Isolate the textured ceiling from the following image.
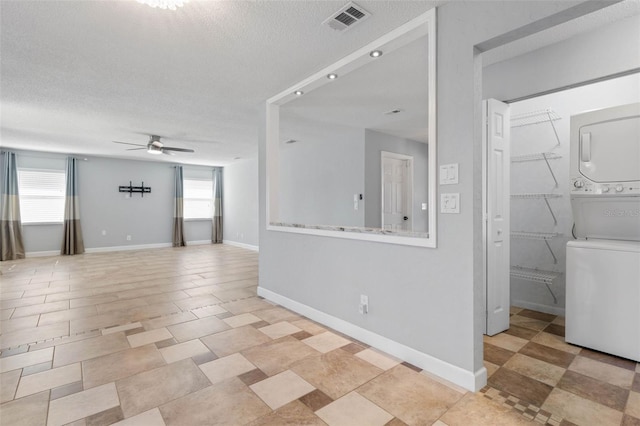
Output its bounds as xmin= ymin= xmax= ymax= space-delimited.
xmin=0 ymin=1 xmax=437 ymax=166
xmin=1 ymin=1 xmax=637 ymax=166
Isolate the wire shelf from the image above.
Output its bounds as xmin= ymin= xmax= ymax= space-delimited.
xmin=511 ymin=193 xmax=562 ymax=199
xmin=511 ymin=152 xmax=562 ymax=163
xmin=511 ymin=231 xmax=560 ymax=240
xmin=510 ymin=266 xmax=560 ymax=284
xmin=511 ymin=109 xmax=561 ymax=128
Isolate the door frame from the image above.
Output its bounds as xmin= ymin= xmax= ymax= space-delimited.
xmin=381 ymin=151 xmax=414 ymax=232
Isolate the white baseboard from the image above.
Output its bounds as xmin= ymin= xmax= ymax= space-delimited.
xmin=85 ymin=243 xmax=173 ymax=253
xmin=223 ymin=240 xmax=259 ymax=252
xmin=257 ymin=286 xmax=485 ymax=392
xmin=25 ymin=250 xmax=60 ymax=258
xmin=187 ymin=240 xmax=212 ymax=246
xmin=512 ymin=299 xmax=565 ymax=316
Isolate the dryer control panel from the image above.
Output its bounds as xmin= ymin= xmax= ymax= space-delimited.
xmin=571 ymin=178 xmax=640 ymax=196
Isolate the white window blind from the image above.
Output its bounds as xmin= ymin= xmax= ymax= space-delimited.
xmin=183 ymin=179 xmax=213 ymax=219
xmin=17 ymin=169 xmax=66 ymax=224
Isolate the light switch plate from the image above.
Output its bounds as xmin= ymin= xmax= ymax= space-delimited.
xmin=439 ymin=164 xmax=459 ymax=185
xmin=441 ymin=193 xmax=460 ymax=214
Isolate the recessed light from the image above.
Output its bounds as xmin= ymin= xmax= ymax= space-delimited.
xmin=294 ymin=90 xmax=304 ymax=96
xmin=327 ymin=73 xmax=338 ymax=80
xmin=370 ymin=50 xmax=383 ymax=58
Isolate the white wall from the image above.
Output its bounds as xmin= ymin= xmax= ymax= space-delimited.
xmin=260 ymin=1 xmax=590 ymax=391
xmin=484 ymin=14 xmax=640 ymax=101
xmin=10 ymin=150 xmax=217 ymax=254
xmin=278 ymin=117 xmax=365 ymax=227
xmin=223 ymin=157 xmax=259 ymax=249
xmin=509 ymin=74 xmax=640 ymax=315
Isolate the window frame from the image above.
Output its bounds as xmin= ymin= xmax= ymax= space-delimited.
xmin=17 ymin=167 xmax=67 ymax=225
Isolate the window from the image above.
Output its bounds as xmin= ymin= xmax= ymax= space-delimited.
xmin=17 ymin=169 xmax=66 ymax=224
xmin=183 ymin=179 xmax=213 ymax=219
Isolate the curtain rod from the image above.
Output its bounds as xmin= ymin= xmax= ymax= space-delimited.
xmin=1 ymin=151 xmax=89 ymax=161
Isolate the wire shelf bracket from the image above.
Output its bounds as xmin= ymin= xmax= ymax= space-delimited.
xmin=511 ymin=109 xmax=562 ymax=147
xmin=511 ymin=193 xmax=562 ymax=225
xmin=511 ymin=232 xmax=561 ymax=264
xmin=511 ymin=152 xmax=561 ymax=187
xmin=510 ymin=266 xmax=560 ymax=303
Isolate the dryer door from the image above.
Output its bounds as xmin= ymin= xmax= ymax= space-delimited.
xmin=579 ymin=115 xmax=640 ymax=183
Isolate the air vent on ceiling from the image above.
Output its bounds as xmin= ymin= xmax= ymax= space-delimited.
xmin=323 ymin=2 xmax=370 ymax=32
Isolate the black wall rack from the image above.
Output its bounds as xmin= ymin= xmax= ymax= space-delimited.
xmin=119 ymin=181 xmax=151 ymax=197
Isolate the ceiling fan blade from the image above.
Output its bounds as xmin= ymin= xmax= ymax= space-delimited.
xmin=113 ymin=140 xmax=146 ymax=147
xmin=126 ymin=148 xmax=146 ymax=151
xmin=163 ymin=147 xmax=195 ymax=153
xmin=162 ymin=150 xmax=174 ymax=155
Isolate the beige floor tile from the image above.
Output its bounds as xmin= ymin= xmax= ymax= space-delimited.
xmin=102 ymin=322 xmax=143 ymax=335
xmin=70 ymin=295 xmax=119 ymax=309
xmin=10 ymin=301 xmax=72 ymax=318
xmin=211 ymin=287 xmax=257 ymax=302
xmin=53 ymin=332 xmax=130 ymax=368
xmin=159 ymin=339 xmax=210 ymax=364
xmin=354 ymin=348 xmax=401 ymax=371
xmin=253 ymin=307 xmax=300 ymax=324
xmin=112 ymin=408 xmax=166 ymax=426
xmin=0 ymin=321 xmax=69 ymax=348
xmin=82 ymin=344 xmax=166 ymax=389
xmin=191 ymin=304 xmax=228 ymax=319
xmin=159 ymin=377 xmax=271 ymax=425
xmin=439 ymin=392 xmax=531 ymax=425
xmin=38 ymin=306 xmax=98 ymax=326
xmin=0 ymin=290 xmax=24 ymax=300
xmin=247 ymin=400 xmax=326 ymax=426
xmin=0 ymin=347 xmax=54 ymax=373
xmin=509 ymin=315 xmax=550 ymax=331
xmin=143 ymin=290 xmax=190 ymax=306
xmin=503 ymin=353 xmax=566 ymax=387
xmin=0 ymin=295 xmax=46 ymax=310
xmin=316 ymin=391 xmax=393 ymax=426
xmin=48 ymin=382 xmax=120 ymax=426
xmin=250 ymin=369 xmax=315 ymax=410
xmin=223 ymin=313 xmax=262 ymax=328
xmin=483 ymin=333 xmax=528 ymax=352
xmin=627 ymin=391 xmax=640 ymax=418
xmin=291 ymin=319 xmax=327 ymax=336
xmin=16 ymin=362 xmax=82 ymax=398
xmin=117 ymin=358 xmax=210 ymax=418
xmin=302 ymin=331 xmax=350 ymax=354
xmin=0 ymin=390 xmax=50 ymax=426
xmin=569 ymin=355 xmax=635 ymax=388
xmin=201 ymin=325 xmax=272 ymax=357
xmin=0 ymin=314 xmax=39 ymax=333
xmin=0 ymin=308 xmax=14 ymax=320
xmin=259 ymin=321 xmax=302 ymax=339
xmin=291 ymin=348 xmax=382 ymax=400
xmin=0 ymin=368 xmax=21 ymax=402
xmin=69 ymin=311 xmax=129 ymax=334
xmin=243 ymin=336 xmax=320 ymax=376
xmin=542 ymin=388 xmax=624 ymax=426
xmin=531 ymin=331 xmax=581 ymax=355
xmin=221 ymin=297 xmax=274 ymax=315
xmin=484 ymin=361 xmax=500 ymax=378
xmin=167 ymin=316 xmax=230 ymax=342
xmin=96 ymin=298 xmax=148 ymax=314
xmin=141 ymin=311 xmax=197 ymax=330
xmin=174 ymin=295 xmax=223 ymax=311
xmin=127 ymin=327 xmax=173 ymax=348
xmin=199 ymin=352 xmax=257 ymax=384
xmin=358 ymin=365 xmax=463 ymax=425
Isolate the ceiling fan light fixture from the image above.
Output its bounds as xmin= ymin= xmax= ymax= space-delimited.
xmin=147 ymin=145 xmax=163 ymax=154
xmin=136 ymin=0 xmax=187 ymax=10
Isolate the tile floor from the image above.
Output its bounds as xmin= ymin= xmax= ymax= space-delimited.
xmin=484 ymin=307 xmax=640 ymax=426
xmin=0 ymin=244 xmax=637 ymax=425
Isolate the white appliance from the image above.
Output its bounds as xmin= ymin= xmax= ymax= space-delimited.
xmin=566 ymin=102 xmax=640 ymax=362
xmin=566 ymin=240 xmax=640 ymax=362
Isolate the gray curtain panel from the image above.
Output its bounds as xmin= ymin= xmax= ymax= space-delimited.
xmin=173 ymin=165 xmax=186 ymax=247
xmin=61 ymin=157 xmax=85 ymax=255
xmin=1 ymin=151 xmax=26 ymax=260
xmin=212 ymin=167 xmax=223 ymax=244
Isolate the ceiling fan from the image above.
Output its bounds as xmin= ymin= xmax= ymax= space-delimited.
xmin=113 ymin=135 xmax=195 ymax=155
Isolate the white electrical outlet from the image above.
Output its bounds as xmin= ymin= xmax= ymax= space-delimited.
xmin=441 ymin=193 xmax=460 ymax=214
xmin=359 ymin=294 xmax=369 ymax=314
xmin=126 ymin=235 xmax=132 ymax=241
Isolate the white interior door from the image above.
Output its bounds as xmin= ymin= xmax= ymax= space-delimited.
xmin=382 ymin=152 xmax=412 ymax=231
xmin=484 ymin=99 xmax=511 ymax=336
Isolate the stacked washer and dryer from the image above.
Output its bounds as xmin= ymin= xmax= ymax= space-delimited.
xmin=566 ymin=102 xmax=640 ymax=362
